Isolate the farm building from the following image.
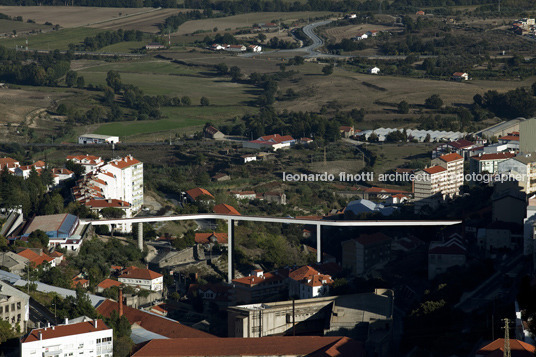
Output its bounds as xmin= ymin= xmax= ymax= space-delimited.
xmin=248 ymin=45 xmax=262 ymax=52
xmin=451 ymin=72 xmax=469 ymax=81
xmin=357 ymin=128 xmax=466 ymax=142
xmin=369 ymin=67 xmax=380 ymax=74
xmin=145 ymin=43 xmax=165 ymax=50
xmin=78 ymin=134 xmax=120 ymax=145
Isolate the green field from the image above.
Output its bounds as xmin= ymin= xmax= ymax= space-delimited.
xmin=77 ymin=59 xmax=257 ymax=106
xmin=96 ymin=40 xmax=146 ymax=53
xmin=0 ymin=27 xmax=103 ymax=50
xmin=94 ymin=105 xmax=251 ymax=138
xmin=0 ymin=19 xmax=51 ymax=34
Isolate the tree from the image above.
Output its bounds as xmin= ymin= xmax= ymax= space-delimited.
xmin=56 ymin=103 xmax=68 ymax=115
xmin=65 ymin=70 xmax=77 ymax=87
xmin=229 ymin=66 xmax=241 ymax=81
xmin=106 ymin=70 xmax=122 ymax=93
xmin=65 ymin=160 xmax=84 ymax=177
xmin=200 ymin=97 xmax=210 ymax=106
xmin=398 ymin=100 xmax=409 ymax=114
xmin=28 ymin=229 xmax=49 ymax=249
xmin=181 ymin=96 xmax=191 ymax=106
xmin=0 ymin=319 xmax=16 ymax=343
xmin=76 ymin=76 xmax=85 ymax=88
xmin=215 ymin=63 xmax=228 ymax=75
xmin=322 ymin=64 xmax=334 ymax=75
xmin=425 ymin=94 xmax=443 ymax=109
xmin=257 ymin=33 xmax=266 ymax=42
xmin=100 ymin=207 xmax=126 ymax=219
xmin=368 ymin=132 xmax=379 ymax=142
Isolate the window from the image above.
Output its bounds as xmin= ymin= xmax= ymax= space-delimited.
xmin=5 ymin=305 xmax=8 ymax=313
xmin=17 ymin=302 xmax=21 ymax=310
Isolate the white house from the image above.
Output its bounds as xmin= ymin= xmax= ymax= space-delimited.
xmin=242 ymin=134 xmax=295 ymax=151
xmin=241 ymin=154 xmax=257 ymax=163
xmin=51 ymin=168 xmax=74 ymax=186
xmin=354 ymin=33 xmax=368 ymax=40
xmin=210 ymin=44 xmax=225 ymax=51
xmin=20 ymin=319 xmax=113 ymax=357
xmin=118 ymin=267 xmax=163 ymax=291
xmin=248 ymin=45 xmax=262 ymax=52
xmin=66 ymin=154 xmax=104 ymax=174
xmin=101 ymin=155 xmax=144 ymax=212
xmin=14 ymin=161 xmax=46 ymax=179
xmin=78 ymin=134 xmax=120 ymax=145
xmin=451 ymin=72 xmax=469 ymax=81
xmin=369 ymin=67 xmax=380 ymax=74
xmin=288 ymin=266 xmax=333 ymax=299
xmin=230 ymin=191 xmax=257 ymax=200
xmin=226 ymin=45 xmax=246 ymax=52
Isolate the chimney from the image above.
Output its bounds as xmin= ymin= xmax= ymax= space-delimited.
xmin=119 ymin=288 xmax=123 ymax=317
xmin=38 ymin=331 xmax=42 ymax=340
xmin=52 ymin=326 xmax=55 ymax=330
xmin=94 ymin=320 xmax=98 ymax=328
xmin=47 ymin=322 xmax=50 ymax=328
xmin=64 ymin=318 xmax=68 ymax=325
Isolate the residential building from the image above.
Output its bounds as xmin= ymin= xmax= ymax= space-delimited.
xmin=431 ymin=152 xmax=464 ymax=197
xmin=184 ymin=187 xmax=215 ymax=203
xmin=213 ymin=203 xmax=240 ymax=215
xmin=226 ymin=44 xmax=246 ymax=52
xmin=242 ymin=134 xmax=295 ymax=151
xmin=476 ymin=338 xmax=535 ymax=357
xmin=498 ymin=153 xmax=536 ymax=194
xmin=14 ymin=160 xmax=46 ymax=179
xmin=232 ymin=269 xmax=287 ymax=304
xmin=433 ymin=139 xmax=477 ymax=159
xmin=84 ymin=198 xmax=133 ymax=233
xmin=451 ymin=72 xmax=469 ymax=81
xmin=339 ymin=126 xmax=355 ymax=138
xmin=101 ymin=155 xmax=144 ymax=212
xmin=66 ymin=154 xmax=104 ymax=174
xmin=470 ymin=152 xmax=516 ymax=175
xmin=413 ymin=166 xmax=448 ymax=211
xmin=369 ymin=66 xmax=380 ymax=74
xmin=288 ymin=266 xmax=333 ymax=299
xmin=427 ymin=236 xmax=466 ymax=279
xmin=227 ymin=291 xmax=393 ymax=356
xmin=263 ymin=192 xmax=287 ymax=205
xmin=0 ymin=251 xmax=29 ymax=274
xmin=194 ymin=232 xmax=228 ymax=245
xmin=22 ymin=213 xmax=80 ymax=249
xmin=521 ymin=118 xmax=536 ymax=153
xmin=241 ymin=154 xmax=257 ymax=163
xmin=0 ymin=157 xmax=19 ymax=172
xmin=17 ymin=249 xmax=56 ymax=269
xmin=118 ymin=266 xmax=163 ymax=291
xmin=78 ymin=134 xmax=119 ymax=145
xmin=299 ymin=137 xmax=314 ymax=145
xmin=492 ymin=182 xmax=526 ymax=224
xmin=204 ymin=125 xmax=225 ymax=139
xmin=51 ymin=168 xmax=74 ymax=186
xmin=231 ymin=191 xmax=257 ymax=200
xmin=72 ymin=276 xmax=90 ymax=289
xmin=248 ymin=44 xmax=262 ymax=52
xmin=145 ymin=42 xmax=165 ymax=50
xmin=212 ymin=173 xmax=230 ymax=182
xmin=499 ymin=132 xmax=520 ymax=145
xmin=341 ymin=233 xmax=392 ymax=276
xmin=96 ymin=279 xmax=122 ymax=293
xmin=0 ymin=280 xmax=29 ymax=332
xmin=20 ymin=319 xmax=113 ymax=357
xmin=131 ymin=336 xmax=363 ymax=357
xmin=524 ymin=194 xmax=536 ymax=257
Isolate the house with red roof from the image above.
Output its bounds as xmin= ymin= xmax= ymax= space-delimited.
xmin=118 ymin=266 xmax=163 ymax=291
xmin=451 ymin=72 xmax=469 ymax=81
xmin=185 ymin=187 xmax=215 ymax=203
xmin=20 ymin=319 xmax=113 ymax=357
xmin=0 ymin=157 xmax=19 ymax=172
xmin=230 ymin=190 xmax=257 ymax=200
xmin=14 ymin=160 xmax=46 ymax=179
xmin=499 ymin=131 xmax=520 ymax=145
xmin=96 ymin=278 xmax=122 ymax=293
xmin=428 ymin=235 xmax=466 ymax=279
xmin=339 ymin=126 xmax=355 ymax=138
xmin=242 ymin=134 xmax=295 ymax=151
xmin=17 ymin=249 xmax=56 ymax=269
xmin=433 ymin=138 xmax=477 ymax=159
xmin=213 ymin=203 xmax=240 ymax=215
xmin=71 ymin=276 xmax=89 ymax=289
xmin=66 ymin=154 xmax=104 ymax=174
xmin=470 ymin=152 xmax=516 ymax=175
xmin=194 ymin=232 xmax=228 ymax=245
xmin=232 ymin=269 xmax=287 ymax=304
xmin=476 ymin=338 xmax=535 ymax=356
xmin=51 ymin=167 xmax=74 ymax=186
xmin=341 ymin=233 xmax=392 ymax=276
xmin=288 ymin=265 xmax=333 ymax=299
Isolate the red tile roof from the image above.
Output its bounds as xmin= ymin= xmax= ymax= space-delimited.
xmin=452 ymin=72 xmax=466 ymax=77
xmin=96 ymin=299 xmax=214 ymax=338
xmin=97 ymin=278 xmax=122 ymax=289
xmin=423 ymin=166 xmax=447 ymax=175
xmin=471 ymin=152 xmax=516 ymax=161
xmin=0 ymin=157 xmax=19 ymax=170
xmin=448 ymin=139 xmax=474 ymax=149
xmin=499 ymin=135 xmax=520 ymax=141
xmin=66 ymin=154 xmax=101 ymax=163
xmin=186 ymin=188 xmax=214 ymax=200
xmin=477 ymin=338 xmax=535 ymax=356
xmin=259 ymin=134 xmax=294 ymax=144
xmin=195 ymin=232 xmax=228 ymax=244
xmin=131 ymin=336 xmax=363 ymax=356
xmin=119 ymin=268 xmax=162 ymax=280
xmin=51 ymin=168 xmax=73 ymax=175
xmin=213 ymin=204 xmax=240 ymax=215
xmin=232 ymin=272 xmax=282 ymax=287
xmin=439 ymin=152 xmax=464 ymax=162
xmin=339 ymin=126 xmax=354 ymax=132
xmin=354 ymin=233 xmax=392 ymax=246
xmin=21 ymin=320 xmax=110 ymax=343
xmin=71 ymin=277 xmax=89 ymax=288
xmin=85 ymin=199 xmax=131 ymax=209
xmin=109 ymin=155 xmax=141 ymax=169
xmin=289 ymin=266 xmax=319 ymax=281
xmin=17 ymin=249 xmax=54 ymax=267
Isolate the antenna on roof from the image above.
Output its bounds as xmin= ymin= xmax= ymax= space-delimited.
xmin=502 ymin=318 xmax=511 ymax=357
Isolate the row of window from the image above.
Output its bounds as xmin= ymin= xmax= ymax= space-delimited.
xmin=0 ymin=301 xmax=22 ymax=313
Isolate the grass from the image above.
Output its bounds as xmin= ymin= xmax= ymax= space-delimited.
xmin=96 ymin=40 xmax=146 ymax=53
xmin=94 ymin=105 xmax=252 ymax=138
xmin=78 ymin=59 xmax=200 ymax=76
xmin=0 ymin=19 xmax=50 ymax=33
xmin=0 ymin=27 xmax=103 ymax=50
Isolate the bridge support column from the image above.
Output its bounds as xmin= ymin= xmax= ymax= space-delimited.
xmin=137 ymin=222 xmax=143 ymax=251
xmin=316 ymin=224 xmax=321 ymax=263
xmin=228 ymin=219 xmax=234 ymax=283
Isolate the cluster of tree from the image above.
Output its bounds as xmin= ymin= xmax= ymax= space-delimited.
xmin=267 ymin=36 xmax=299 ymax=49
xmin=473 ymin=88 xmax=536 ymax=119
xmin=72 ymin=29 xmax=143 ymax=51
xmin=159 ymin=10 xmax=210 ymax=32
xmin=0 ymin=57 xmax=70 ymax=86
xmin=327 ymin=38 xmax=366 ymax=52
xmin=214 ymin=63 xmax=242 ymax=81
xmin=418 ymin=114 xmax=462 ymax=132
xmin=64 ymin=70 xmax=85 ymax=88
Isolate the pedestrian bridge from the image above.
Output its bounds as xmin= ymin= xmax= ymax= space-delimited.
xmin=80 ymin=214 xmax=462 ymax=282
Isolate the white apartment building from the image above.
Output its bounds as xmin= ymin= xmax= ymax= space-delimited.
xmin=498 ymin=153 xmax=536 ymax=194
xmin=431 ymin=153 xmax=464 ymax=197
xmin=413 ymin=166 xmax=448 ymax=211
xmin=288 ymin=266 xmax=333 ymax=299
xmin=101 ymin=155 xmax=144 ymax=212
xmin=118 ymin=267 xmax=163 ymax=291
xmin=20 ymin=319 xmax=113 ymax=357
xmin=0 ymin=281 xmax=29 ymax=332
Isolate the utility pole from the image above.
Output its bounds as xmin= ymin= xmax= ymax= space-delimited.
xmin=502 ymin=318 xmax=511 ymax=357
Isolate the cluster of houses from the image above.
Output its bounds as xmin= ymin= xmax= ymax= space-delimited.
xmin=0 ymin=157 xmax=74 ymax=186
xmin=252 ymin=22 xmax=279 ymax=31
xmin=352 ymin=30 xmax=379 ymax=41
xmin=210 ymin=44 xmax=262 ymax=52
xmin=242 ymin=134 xmax=313 ymax=151
xmin=513 ymin=18 xmax=536 ymax=35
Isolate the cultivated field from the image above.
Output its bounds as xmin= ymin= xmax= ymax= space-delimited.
xmin=322 ymin=23 xmax=401 ymax=42
xmin=0 ymin=27 xmax=103 ymax=50
xmin=0 ymin=19 xmax=51 ymax=36
xmin=0 ymin=6 xmax=169 ymax=28
xmin=88 ymin=8 xmax=190 ymax=33
xmin=174 ymin=11 xmax=336 ymax=35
